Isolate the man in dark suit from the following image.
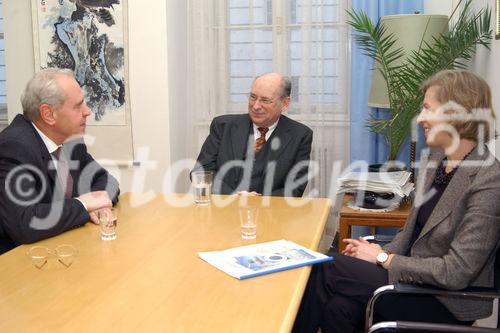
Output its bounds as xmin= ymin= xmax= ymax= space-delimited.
xmin=193 ymin=73 xmax=313 ymax=197
xmin=0 ymin=68 xmax=120 ymax=254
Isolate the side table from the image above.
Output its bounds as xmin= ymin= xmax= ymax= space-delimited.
xmin=338 ymin=195 xmax=412 ymax=252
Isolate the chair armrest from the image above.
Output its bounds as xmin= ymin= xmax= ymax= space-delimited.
xmin=392 ymin=283 xmax=500 ymax=299
xmin=368 ymin=321 xmax=500 ymax=333
xmin=365 ymin=284 xmax=500 ymax=330
xmin=363 ymin=234 xmax=395 ymax=243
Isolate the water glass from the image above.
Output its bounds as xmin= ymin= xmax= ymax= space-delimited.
xmin=192 ymin=171 xmax=213 ymax=205
xmin=98 ymin=207 xmax=118 ymax=241
xmin=239 ymin=207 xmax=258 ymax=239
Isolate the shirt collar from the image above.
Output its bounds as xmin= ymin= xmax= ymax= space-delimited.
xmin=252 ymin=118 xmax=279 ymax=135
xmin=31 ymin=122 xmax=60 ymax=154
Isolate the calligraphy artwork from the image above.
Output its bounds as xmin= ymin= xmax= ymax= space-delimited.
xmin=32 ymin=0 xmax=128 ymax=125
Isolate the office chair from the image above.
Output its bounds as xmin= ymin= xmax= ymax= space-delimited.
xmin=365 ymin=245 xmax=500 ymax=333
xmin=368 ymin=320 xmax=500 ymax=333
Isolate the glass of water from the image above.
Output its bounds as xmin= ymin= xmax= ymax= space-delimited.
xmin=98 ymin=207 xmax=118 ymax=241
xmin=239 ymin=207 xmax=259 ymax=239
xmin=192 ymin=171 xmax=213 ymax=205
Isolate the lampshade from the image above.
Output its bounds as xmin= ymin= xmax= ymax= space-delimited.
xmin=368 ymin=14 xmax=449 ymax=108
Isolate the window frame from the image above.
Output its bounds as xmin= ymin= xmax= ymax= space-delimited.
xmin=220 ymin=0 xmax=350 ymax=123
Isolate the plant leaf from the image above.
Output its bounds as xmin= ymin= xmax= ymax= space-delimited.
xmin=347 ymin=0 xmax=492 ymax=160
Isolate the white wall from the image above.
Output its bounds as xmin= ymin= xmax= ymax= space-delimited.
xmin=423 ymin=0 xmax=457 ymax=15
xmin=166 ymin=0 xmax=190 ymax=193
xmin=468 ymin=0 xmax=500 ymax=159
xmin=3 ymin=1 xmax=33 ymax=119
xmin=3 ymin=0 xmax=171 ymax=193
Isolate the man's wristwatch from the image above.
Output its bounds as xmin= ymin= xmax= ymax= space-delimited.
xmin=376 ymin=251 xmax=389 ymax=267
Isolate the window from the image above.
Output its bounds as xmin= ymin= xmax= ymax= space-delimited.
xmin=224 ymin=0 xmax=348 ymax=118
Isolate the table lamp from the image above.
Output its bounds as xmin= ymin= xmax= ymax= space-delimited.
xmin=368 ymin=14 xmax=449 ymax=183
xmin=368 ymin=14 xmax=449 ymax=108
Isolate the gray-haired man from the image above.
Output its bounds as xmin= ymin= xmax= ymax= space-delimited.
xmin=0 ymin=68 xmax=119 ymax=254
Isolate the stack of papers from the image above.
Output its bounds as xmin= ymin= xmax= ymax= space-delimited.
xmin=338 ymin=171 xmax=414 ymax=197
xmin=198 ymin=240 xmax=332 ymax=279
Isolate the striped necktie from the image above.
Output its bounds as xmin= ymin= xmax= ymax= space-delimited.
xmin=254 ymin=127 xmax=269 ymax=154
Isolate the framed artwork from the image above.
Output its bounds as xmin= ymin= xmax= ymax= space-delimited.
xmin=31 ymin=0 xmax=129 ymax=126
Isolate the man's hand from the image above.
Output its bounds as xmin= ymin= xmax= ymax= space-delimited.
xmin=77 ymin=191 xmax=112 ymax=212
xmin=236 ymin=191 xmax=262 ymax=196
xmin=88 ymin=211 xmax=99 ymax=225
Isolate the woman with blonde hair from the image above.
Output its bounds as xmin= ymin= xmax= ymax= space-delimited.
xmin=293 ymin=69 xmax=500 ymax=333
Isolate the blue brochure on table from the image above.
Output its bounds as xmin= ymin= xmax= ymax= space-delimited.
xmin=198 ymin=240 xmax=333 ymax=279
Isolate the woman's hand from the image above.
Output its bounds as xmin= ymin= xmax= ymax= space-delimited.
xmin=342 ymin=237 xmax=383 ymax=264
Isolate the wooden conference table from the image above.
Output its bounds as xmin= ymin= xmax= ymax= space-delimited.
xmin=0 ymin=193 xmax=330 ymax=333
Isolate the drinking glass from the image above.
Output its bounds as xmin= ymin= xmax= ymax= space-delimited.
xmin=239 ymin=207 xmax=259 ymax=239
xmin=98 ymin=207 xmax=118 ymax=241
xmin=192 ymin=171 xmax=213 ymax=205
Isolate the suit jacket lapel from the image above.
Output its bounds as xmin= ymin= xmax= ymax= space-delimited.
xmin=415 ymin=146 xmax=486 ymax=243
xmin=418 ymin=148 xmax=443 ymax=204
xmin=267 ymin=115 xmax=293 ymax=162
xmin=17 ymin=114 xmax=58 ymax=185
xmin=401 ymin=149 xmax=440 ymax=245
xmin=230 ymin=115 xmax=252 ymax=160
xmin=230 ymin=115 xmax=252 ymax=182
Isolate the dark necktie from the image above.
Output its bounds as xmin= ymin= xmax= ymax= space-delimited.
xmin=52 ymin=147 xmax=74 ymax=198
xmin=254 ymin=127 xmax=269 ymax=154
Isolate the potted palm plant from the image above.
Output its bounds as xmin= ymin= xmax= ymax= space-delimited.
xmin=347 ymin=0 xmax=492 ymax=162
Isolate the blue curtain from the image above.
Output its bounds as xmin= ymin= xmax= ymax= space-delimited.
xmin=350 ymin=0 xmax=424 ymax=166
xmin=349 ymin=0 xmax=423 ymax=239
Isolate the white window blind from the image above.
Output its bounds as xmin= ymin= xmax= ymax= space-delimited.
xmin=223 ymin=0 xmax=348 ymax=119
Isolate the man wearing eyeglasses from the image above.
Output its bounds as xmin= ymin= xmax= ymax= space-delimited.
xmin=193 ymin=72 xmax=313 ymax=197
xmin=0 ymin=68 xmax=120 ymax=254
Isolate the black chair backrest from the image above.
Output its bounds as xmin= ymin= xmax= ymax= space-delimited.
xmin=494 ymin=243 xmax=500 ymax=290
xmin=494 ymin=243 xmax=500 ymax=328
